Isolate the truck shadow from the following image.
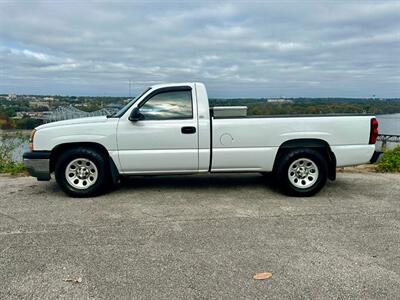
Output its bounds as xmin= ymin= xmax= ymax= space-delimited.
xmin=115 ymin=173 xmax=277 ymax=192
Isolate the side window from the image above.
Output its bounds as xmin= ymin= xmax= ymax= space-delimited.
xmin=140 ymin=90 xmax=193 ymax=120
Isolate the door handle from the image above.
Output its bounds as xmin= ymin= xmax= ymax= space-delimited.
xmin=181 ymin=126 xmax=196 ymax=134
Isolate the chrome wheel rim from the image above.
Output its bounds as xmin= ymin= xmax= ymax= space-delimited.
xmin=288 ymin=158 xmax=319 ymax=189
xmin=65 ymin=158 xmax=98 ymax=190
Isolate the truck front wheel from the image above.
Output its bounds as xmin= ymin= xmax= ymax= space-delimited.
xmin=276 ymin=148 xmax=328 ymax=197
xmin=55 ymin=147 xmax=110 ymax=197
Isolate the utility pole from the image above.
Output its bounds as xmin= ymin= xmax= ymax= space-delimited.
xmin=129 ymin=80 xmax=132 ymax=98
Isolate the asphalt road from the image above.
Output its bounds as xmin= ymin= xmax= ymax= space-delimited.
xmin=0 ymin=173 xmax=399 ymax=299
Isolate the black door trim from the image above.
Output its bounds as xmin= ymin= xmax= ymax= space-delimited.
xmin=181 ymin=126 xmax=196 ymax=134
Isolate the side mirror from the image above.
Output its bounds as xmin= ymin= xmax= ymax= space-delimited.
xmin=129 ymin=107 xmax=145 ymax=122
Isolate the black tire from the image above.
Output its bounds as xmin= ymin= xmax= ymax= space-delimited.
xmin=275 ymin=148 xmax=328 ymax=197
xmin=55 ymin=147 xmax=110 ymax=197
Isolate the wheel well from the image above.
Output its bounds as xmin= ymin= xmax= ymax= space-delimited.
xmin=50 ymin=142 xmax=109 ymax=173
xmin=274 ymin=139 xmax=337 ymax=180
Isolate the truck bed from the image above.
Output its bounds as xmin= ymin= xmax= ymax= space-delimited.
xmin=210 ymin=114 xmax=375 ymax=171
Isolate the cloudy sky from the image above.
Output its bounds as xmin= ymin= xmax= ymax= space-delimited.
xmin=0 ymin=0 xmax=399 ymax=97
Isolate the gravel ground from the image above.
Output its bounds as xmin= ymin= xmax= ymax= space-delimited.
xmin=0 ymin=173 xmax=399 ymax=299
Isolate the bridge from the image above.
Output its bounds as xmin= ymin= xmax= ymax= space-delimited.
xmin=43 ymin=105 xmax=119 ymax=123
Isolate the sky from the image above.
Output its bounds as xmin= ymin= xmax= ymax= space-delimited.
xmin=0 ymin=0 xmax=399 ymax=98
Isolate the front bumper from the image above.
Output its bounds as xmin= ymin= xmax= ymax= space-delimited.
xmin=23 ymin=151 xmax=51 ymax=181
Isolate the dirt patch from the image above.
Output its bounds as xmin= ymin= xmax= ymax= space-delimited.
xmin=337 ymin=164 xmax=377 ymax=173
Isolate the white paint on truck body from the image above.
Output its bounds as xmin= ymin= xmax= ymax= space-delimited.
xmin=33 ymin=82 xmax=376 ymax=175
xmin=211 ymin=115 xmax=374 ymax=170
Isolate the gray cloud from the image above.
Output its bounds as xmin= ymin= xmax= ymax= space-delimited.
xmin=0 ymin=0 xmax=399 ymax=97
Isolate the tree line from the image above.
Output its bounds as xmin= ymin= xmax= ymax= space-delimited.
xmin=209 ymin=98 xmax=400 ymax=116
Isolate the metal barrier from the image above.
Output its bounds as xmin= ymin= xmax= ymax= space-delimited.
xmin=377 ymin=134 xmax=400 ymax=149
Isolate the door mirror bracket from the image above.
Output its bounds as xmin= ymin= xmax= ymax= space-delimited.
xmin=129 ymin=107 xmax=145 ymax=122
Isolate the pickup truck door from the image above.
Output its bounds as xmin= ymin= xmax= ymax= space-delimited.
xmin=116 ymin=86 xmax=199 ymax=173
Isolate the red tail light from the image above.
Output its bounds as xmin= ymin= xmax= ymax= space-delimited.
xmin=369 ymin=118 xmax=378 ymax=144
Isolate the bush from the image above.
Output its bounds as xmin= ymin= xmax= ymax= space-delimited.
xmin=377 ymin=146 xmax=400 ymax=173
xmin=14 ymin=117 xmax=43 ymax=130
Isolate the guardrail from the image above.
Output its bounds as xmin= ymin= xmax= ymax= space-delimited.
xmin=377 ymin=134 xmax=400 ymax=149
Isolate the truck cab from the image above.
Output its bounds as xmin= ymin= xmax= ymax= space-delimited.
xmin=116 ymin=83 xmax=211 ymax=174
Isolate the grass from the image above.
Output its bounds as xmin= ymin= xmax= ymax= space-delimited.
xmin=377 ymin=145 xmax=400 ymax=173
xmin=0 ymin=160 xmax=26 ymax=175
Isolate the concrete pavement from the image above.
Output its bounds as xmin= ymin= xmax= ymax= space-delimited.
xmin=0 ymin=172 xmax=399 ymax=299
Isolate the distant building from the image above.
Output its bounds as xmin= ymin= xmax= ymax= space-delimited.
xmin=43 ymin=97 xmax=55 ymax=101
xmin=268 ymin=98 xmax=293 ymax=104
xmin=106 ymin=103 xmax=124 ymax=110
xmin=15 ymin=112 xmax=27 ymax=119
xmin=7 ymin=93 xmax=17 ymax=100
xmin=14 ymin=111 xmax=49 ymax=120
xmin=29 ymin=101 xmax=50 ymax=109
xmin=75 ymin=103 xmax=90 ymax=108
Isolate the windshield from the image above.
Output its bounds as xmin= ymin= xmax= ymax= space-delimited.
xmin=109 ymin=87 xmax=151 ymax=118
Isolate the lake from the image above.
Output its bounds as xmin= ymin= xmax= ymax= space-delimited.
xmin=0 ymin=130 xmax=30 ymax=162
xmin=376 ymin=113 xmax=400 ymax=135
xmin=1 ymin=113 xmax=399 ymax=162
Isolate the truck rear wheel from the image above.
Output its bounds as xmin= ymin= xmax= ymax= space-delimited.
xmin=275 ymin=148 xmax=328 ymax=197
xmin=55 ymin=147 xmax=110 ymax=197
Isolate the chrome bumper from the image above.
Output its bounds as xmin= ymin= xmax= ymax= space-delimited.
xmin=23 ymin=151 xmax=51 ymax=181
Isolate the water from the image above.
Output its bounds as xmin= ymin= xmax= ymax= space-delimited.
xmin=375 ymin=114 xmax=400 ymax=150
xmin=1 ymin=114 xmax=399 ymax=162
xmin=0 ymin=131 xmax=29 ymax=162
xmin=376 ymin=113 xmax=400 ymax=135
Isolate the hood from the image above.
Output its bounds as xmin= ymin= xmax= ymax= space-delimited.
xmin=36 ymin=116 xmax=109 ymax=130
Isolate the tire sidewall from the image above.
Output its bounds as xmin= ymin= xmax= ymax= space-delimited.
xmin=277 ymin=149 xmax=328 ymax=196
xmin=55 ymin=148 xmax=109 ymax=197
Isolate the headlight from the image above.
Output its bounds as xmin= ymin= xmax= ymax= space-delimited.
xmin=28 ymin=129 xmax=36 ymax=151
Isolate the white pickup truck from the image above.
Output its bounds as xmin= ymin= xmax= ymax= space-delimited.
xmin=23 ymin=82 xmax=379 ymax=197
